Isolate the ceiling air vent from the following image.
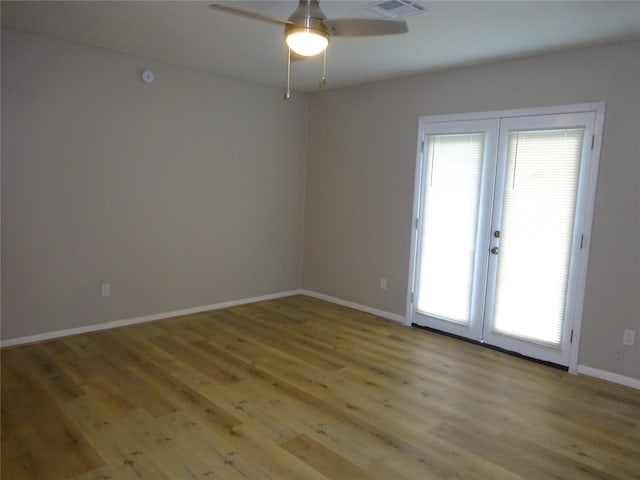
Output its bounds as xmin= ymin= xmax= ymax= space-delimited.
xmin=367 ymin=0 xmax=427 ymax=19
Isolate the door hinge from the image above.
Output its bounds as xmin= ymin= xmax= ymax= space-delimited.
xmin=591 ymin=135 xmax=595 ymax=150
xmin=420 ymin=140 xmax=425 ymax=154
xmin=410 ymin=292 xmax=415 ymax=304
xmin=580 ymin=234 xmax=584 ymax=249
xmin=570 ymin=329 xmax=574 ymax=344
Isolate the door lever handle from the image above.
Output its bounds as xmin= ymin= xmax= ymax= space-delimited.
xmin=490 ymin=247 xmax=499 ymax=255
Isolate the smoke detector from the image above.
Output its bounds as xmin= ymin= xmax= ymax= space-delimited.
xmin=367 ymin=0 xmax=427 ymax=19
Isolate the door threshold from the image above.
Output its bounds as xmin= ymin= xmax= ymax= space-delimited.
xmin=411 ymin=323 xmax=568 ymax=371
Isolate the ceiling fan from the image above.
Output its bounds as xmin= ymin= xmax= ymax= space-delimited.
xmin=209 ymin=0 xmax=409 ymax=98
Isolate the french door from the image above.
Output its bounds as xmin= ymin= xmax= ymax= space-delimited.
xmin=409 ymin=105 xmax=603 ymax=367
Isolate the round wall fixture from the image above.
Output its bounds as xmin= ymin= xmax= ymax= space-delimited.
xmin=141 ymin=69 xmax=154 ymax=84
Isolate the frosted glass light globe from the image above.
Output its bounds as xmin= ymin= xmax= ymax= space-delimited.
xmin=286 ymin=30 xmax=329 ymax=56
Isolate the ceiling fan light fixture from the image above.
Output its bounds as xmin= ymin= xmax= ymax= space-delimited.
xmin=285 ymin=27 xmax=329 ymax=56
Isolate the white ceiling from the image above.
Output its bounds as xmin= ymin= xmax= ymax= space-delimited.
xmin=2 ymin=1 xmax=640 ymax=92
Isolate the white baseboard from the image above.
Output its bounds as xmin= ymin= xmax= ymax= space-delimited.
xmin=0 ymin=290 xmax=303 ymax=348
xmin=577 ymin=364 xmax=640 ymax=390
xmin=300 ymin=289 xmax=406 ymax=324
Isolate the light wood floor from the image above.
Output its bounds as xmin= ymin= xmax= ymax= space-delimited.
xmin=2 ymin=295 xmax=639 ymax=479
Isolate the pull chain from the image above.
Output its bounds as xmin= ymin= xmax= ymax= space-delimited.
xmin=284 ymin=48 xmax=291 ymax=101
xmin=319 ymin=48 xmax=327 ymax=89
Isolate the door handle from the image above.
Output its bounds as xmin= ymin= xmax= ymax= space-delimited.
xmin=490 ymin=247 xmax=499 ymax=255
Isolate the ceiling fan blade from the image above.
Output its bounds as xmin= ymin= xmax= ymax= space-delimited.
xmin=209 ymin=3 xmax=292 ymax=27
xmin=325 ymin=18 xmax=408 ymax=37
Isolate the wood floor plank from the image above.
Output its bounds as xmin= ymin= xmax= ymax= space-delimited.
xmin=2 ymin=381 xmax=104 ymax=479
xmin=2 ymin=295 xmax=639 ymax=479
xmin=61 ymin=395 xmax=172 ymax=480
xmin=148 ymin=334 xmax=240 ymax=385
xmin=127 ymin=356 xmax=243 ymax=433
xmin=119 ymin=408 xmax=243 ymax=479
xmin=281 ymin=433 xmax=371 ymax=480
xmin=3 ymin=344 xmax=85 ymax=400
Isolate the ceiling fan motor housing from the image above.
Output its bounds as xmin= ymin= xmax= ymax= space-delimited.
xmin=285 ymin=17 xmax=330 ymax=41
xmin=288 ymin=0 xmax=326 ymax=22
xmin=286 ymin=0 xmax=330 ymax=39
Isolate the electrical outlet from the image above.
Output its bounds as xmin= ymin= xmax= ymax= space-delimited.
xmin=615 ymin=349 xmax=624 ymax=361
xmin=622 ymin=329 xmax=636 ymax=346
xmin=379 ymin=277 xmax=388 ymax=290
xmin=101 ymin=283 xmax=111 ymax=297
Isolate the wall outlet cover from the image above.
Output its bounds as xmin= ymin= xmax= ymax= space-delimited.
xmin=622 ymin=328 xmax=636 ymax=346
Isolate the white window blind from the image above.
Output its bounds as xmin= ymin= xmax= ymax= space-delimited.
xmin=417 ymin=134 xmax=484 ymax=324
xmin=492 ymin=128 xmax=584 ymax=346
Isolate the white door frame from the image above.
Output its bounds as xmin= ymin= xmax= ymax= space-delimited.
xmin=405 ymin=102 xmax=606 ymax=373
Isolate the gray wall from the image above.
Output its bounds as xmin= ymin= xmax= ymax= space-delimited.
xmin=304 ymin=41 xmax=640 ymax=380
xmin=1 ymin=29 xmax=308 ymax=339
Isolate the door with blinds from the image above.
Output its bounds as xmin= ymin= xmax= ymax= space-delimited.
xmin=409 ymin=106 xmax=603 ymax=366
